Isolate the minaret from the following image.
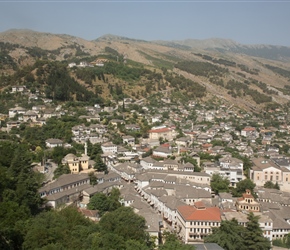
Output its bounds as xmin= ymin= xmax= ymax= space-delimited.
xmin=84 ymin=141 xmax=88 ymax=156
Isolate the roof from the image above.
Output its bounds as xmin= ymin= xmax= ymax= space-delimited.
xmin=78 ymin=208 xmax=99 ymax=218
xmin=219 ymin=192 xmax=234 ymax=199
xmin=177 ymin=205 xmax=221 ymax=222
xmin=242 ymin=127 xmax=256 ymax=131
xmin=148 ymin=127 xmax=172 ymax=133
xmin=39 ymin=173 xmax=89 ymax=193
xmin=46 ymin=138 xmax=63 ymax=144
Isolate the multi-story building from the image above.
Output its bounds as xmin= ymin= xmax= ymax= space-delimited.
xmin=250 ymin=157 xmax=290 ymax=192
xmin=204 ymin=156 xmax=243 ymax=187
xmin=236 ymin=189 xmax=260 ymax=212
xmin=62 ymin=153 xmax=90 ymax=173
xmin=101 ymin=142 xmax=118 ymax=154
xmin=176 ymin=202 xmax=221 ymax=243
xmin=148 ymin=126 xmax=176 ymax=141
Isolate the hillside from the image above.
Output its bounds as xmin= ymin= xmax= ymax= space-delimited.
xmin=1 ymin=29 xmax=290 ymax=112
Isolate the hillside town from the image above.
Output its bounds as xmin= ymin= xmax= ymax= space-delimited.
xmin=1 ymin=83 xmax=290 ymax=248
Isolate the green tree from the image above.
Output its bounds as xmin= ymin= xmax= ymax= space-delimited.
xmin=87 ymin=188 xmax=121 ymax=216
xmin=179 ymin=155 xmax=200 ymax=172
xmin=272 ymin=233 xmax=290 ymax=248
xmin=205 ymin=219 xmax=246 ymax=250
xmin=264 ymin=181 xmax=280 ymax=190
xmin=160 ymin=231 xmax=195 ymax=250
xmin=91 ymin=232 xmax=125 ymax=250
xmin=244 ymin=212 xmax=271 ymax=250
xmin=88 ymin=171 xmax=97 ymax=186
xmin=99 ymin=206 xmax=148 ymax=243
xmin=94 ymin=154 xmax=108 ymax=173
xmin=232 ymin=179 xmax=256 ymax=197
xmin=53 ymin=164 xmax=71 ymax=179
xmin=23 ymin=207 xmax=97 ymax=250
xmin=87 ymin=193 xmax=109 ymax=216
xmin=210 ymin=173 xmax=230 ymax=195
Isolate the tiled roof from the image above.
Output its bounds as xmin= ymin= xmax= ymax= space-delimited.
xmin=177 ymin=205 xmax=221 ymax=221
xmin=242 ymin=127 xmax=256 ymax=131
xmin=148 ymin=128 xmax=171 ymax=133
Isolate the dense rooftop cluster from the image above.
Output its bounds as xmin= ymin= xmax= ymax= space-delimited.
xmin=1 ymin=83 xmax=290 ymax=249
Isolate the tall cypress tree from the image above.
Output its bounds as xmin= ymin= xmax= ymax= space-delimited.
xmin=244 ymin=212 xmax=271 ymax=250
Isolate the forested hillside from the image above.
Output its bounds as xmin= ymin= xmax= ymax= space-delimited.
xmin=1 ymin=30 xmax=290 ymax=112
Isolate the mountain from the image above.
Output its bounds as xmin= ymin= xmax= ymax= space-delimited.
xmin=1 ymin=29 xmax=290 ymax=112
xmin=156 ymin=38 xmax=290 ymax=62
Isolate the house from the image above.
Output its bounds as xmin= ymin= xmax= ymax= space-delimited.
xmin=140 ymin=157 xmax=157 ymax=170
xmin=6 ymin=121 xmax=21 ymax=132
xmin=151 ymin=115 xmax=162 ymax=124
xmin=45 ymin=138 xmax=63 ymax=148
xmin=152 ymin=145 xmax=173 ymax=158
xmin=241 ymin=126 xmax=258 ymax=138
xmin=148 ymin=126 xmax=176 ymax=141
xmin=196 ymin=133 xmax=212 ymax=144
xmin=23 ymin=110 xmax=38 ymax=122
xmin=204 ymin=156 xmax=243 ymax=187
xmin=62 ymin=153 xmax=90 ymax=173
xmin=175 ymin=137 xmax=192 ymax=148
xmin=218 ymin=156 xmax=244 ymax=187
xmin=264 ymin=207 xmax=290 ymax=240
xmin=101 ymin=142 xmax=118 ymax=154
xmin=39 ymin=173 xmax=91 ymax=207
xmin=236 ymin=189 xmax=260 ymax=212
xmin=176 ymin=202 xmax=221 ymax=243
xmin=250 ymin=157 xmax=290 ymax=192
xmin=11 ymin=85 xmax=26 ymax=93
xmin=8 ymin=106 xmax=26 ymax=118
xmin=125 ymin=124 xmax=141 ymax=131
xmin=122 ymin=135 xmax=135 ymax=146
xmin=68 ymin=62 xmax=76 ymax=68
xmin=110 ymin=162 xmax=142 ymax=182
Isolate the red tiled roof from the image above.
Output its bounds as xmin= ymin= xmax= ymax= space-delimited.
xmin=177 ymin=205 xmax=221 ymax=222
xmin=242 ymin=127 xmax=256 ymax=131
xmin=148 ymin=128 xmax=171 ymax=133
xmin=194 ymin=201 xmax=206 ymax=209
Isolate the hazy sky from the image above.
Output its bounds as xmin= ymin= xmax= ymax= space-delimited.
xmin=0 ymin=0 xmax=290 ymax=46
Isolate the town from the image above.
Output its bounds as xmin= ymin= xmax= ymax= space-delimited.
xmin=1 ymin=81 xmax=290 ymax=249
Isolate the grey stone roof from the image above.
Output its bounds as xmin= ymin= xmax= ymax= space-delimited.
xmin=39 ymin=173 xmax=90 ymax=193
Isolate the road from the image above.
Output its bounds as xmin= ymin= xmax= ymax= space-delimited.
xmin=44 ymin=161 xmax=57 ymax=182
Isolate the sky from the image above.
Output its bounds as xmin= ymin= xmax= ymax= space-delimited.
xmin=0 ymin=0 xmax=290 ymax=46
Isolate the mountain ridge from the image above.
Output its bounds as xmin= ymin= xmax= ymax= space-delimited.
xmin=1 ymin=28 xmax=290 ymax=113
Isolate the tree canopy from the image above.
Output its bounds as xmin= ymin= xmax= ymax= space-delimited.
xmin=232 ymin=179 xmax=256 ymax=197
xmin=210 ymin=173 xmax=230 ymax=194
xmin=205 ymin=212 xmax=271 ymax=250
